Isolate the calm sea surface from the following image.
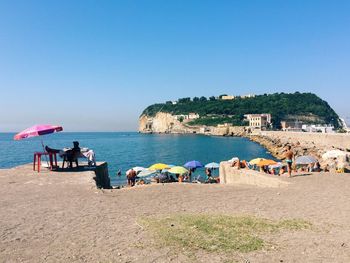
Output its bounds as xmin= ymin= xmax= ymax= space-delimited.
xmin=0 ymin=132 xmax=274 ymax=185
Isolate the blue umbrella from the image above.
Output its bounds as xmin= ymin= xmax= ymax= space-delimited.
xmin=205 ymin=162 xmax=220 ymax=169
xmin=184 ymin=160 xmax=203 ymax=169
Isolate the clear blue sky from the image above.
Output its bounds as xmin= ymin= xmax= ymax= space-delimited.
xmin=0 ymin=0 xmax=349 ymax=131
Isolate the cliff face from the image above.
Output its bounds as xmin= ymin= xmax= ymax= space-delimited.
xmin=139 ymin=112 xmax=246 ymax=135
xmin=139 ymin=112 xmax=197 ymax=133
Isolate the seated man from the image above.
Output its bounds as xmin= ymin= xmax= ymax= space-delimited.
xmin=63 ymin=141 xmax=81 ymax=168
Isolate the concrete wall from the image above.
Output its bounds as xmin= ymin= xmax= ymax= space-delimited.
xmin=94 ymin=162 xmax=112 ymax=189
xmin=219 ymin=161 xmax=289 ymax=188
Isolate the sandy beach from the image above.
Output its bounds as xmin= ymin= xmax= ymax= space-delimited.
xmin=1 ymin=164 xmax=350 ymax=262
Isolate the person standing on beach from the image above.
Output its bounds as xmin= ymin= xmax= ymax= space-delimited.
xmin=284 ymin=145 xmax=294 ymax=177
xmin=127 ymin=168 xmax=137 ymax=187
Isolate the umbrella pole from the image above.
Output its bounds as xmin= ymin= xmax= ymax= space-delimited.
xmin=41 ymin=139 xmax=50 ymax=168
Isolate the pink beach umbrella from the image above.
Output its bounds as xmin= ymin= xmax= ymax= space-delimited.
xmin=14 ymin=124 xmax=63 ymax=141
xmin=14 ymin=124 xmax=63 ymax=168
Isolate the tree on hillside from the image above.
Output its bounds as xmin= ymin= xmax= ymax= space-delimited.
xmin=178 ymin=97 xmax=191 ymax=103
xmin=199 ymin=96 xmax=207 ymax=101
xmin=193 ymin=97 xmax=200 ymax=102
xmin=209 ymin=96 xmax=216 ymax=101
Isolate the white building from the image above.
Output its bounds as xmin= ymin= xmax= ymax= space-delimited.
xmin=302 ymin=124 xmax=335 ymax=133
xmin=188 ymin=112 xmax=200 ymax=120
xmin=174 ymin=113 xmax=199 ymax=121
xmin=221 ymin=95 xmax=236 ymax=100
xmin=240 ymin=94 xmax=256 ymax=99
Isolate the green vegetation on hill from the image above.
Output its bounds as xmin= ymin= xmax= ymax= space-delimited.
xmin=141 ymin=92 xmax=341 ymax=128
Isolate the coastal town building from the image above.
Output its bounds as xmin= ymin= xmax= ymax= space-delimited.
xmin=280 ymin=121 xmax=303 ymax=132
xmin=301 ymin=124 xmax=335 ymax=133
xmin=217 ymin=123 xmax=232 ymax=128
xmin=245 ymin=114 xmax=271 ymax=130
xmin=244 ymin=114 xmax=272 ymax=130
xmin=281 ymin=121 xmax=336 ymax=133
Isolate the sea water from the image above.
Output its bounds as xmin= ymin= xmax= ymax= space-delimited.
xmin=0 ymin=132 xmax=275 ymax=185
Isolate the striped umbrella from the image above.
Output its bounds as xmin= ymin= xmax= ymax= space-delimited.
xmin=295 ymin=155 xmax=318 ymax=165
xmin=205 ymin=162 xmax=220 ymax=169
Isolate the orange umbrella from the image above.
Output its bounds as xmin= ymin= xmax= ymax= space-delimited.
xmin=257 ymin=159 xmax=277 ymax=166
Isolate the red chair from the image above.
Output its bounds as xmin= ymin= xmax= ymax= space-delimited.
xmin=33 ymin=152 xmax=58 ymax=173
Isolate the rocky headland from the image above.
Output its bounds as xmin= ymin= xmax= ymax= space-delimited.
xmin=139 ymin=112 xmax=350 ymax=167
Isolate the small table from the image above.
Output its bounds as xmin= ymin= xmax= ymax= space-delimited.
xmin=33 ymin=152 xmax=58 ymax=173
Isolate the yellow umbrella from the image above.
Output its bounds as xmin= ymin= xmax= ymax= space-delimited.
xmin=249 ymin=158 xmax=266 ymax=165
xmin=148 ymin=163 xmax=169 ymax=171
xmin=168 ymin=166 xmax=188 ymax=175
xmin=257 ymin=159 xmax=277 ymax=166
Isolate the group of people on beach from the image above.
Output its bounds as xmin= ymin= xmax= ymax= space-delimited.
xmin=230 ymin=145 xmax=294 ymax=177
xmin=124 ymin=167 xmax=220 ymax=187
xmin=122 ymin=144 xmax=347 ymax=187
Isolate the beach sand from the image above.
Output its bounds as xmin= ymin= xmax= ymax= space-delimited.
xmin=1 ymin=164 xmax=350 ymax=262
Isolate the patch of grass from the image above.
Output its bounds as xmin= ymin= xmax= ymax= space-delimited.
xmin=139 ymin=214 xmax=311 ymax=253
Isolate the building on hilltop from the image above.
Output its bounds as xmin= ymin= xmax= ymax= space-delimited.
xmin=221 ymin=95 xmax=236 ymax=100
xmin=240 ymin=94 xmax=256 ymax=99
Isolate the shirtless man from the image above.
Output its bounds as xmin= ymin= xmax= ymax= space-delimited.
xmin=284 ymin=145 xmax=294 ymax=177
xmin=127 ymin=169 xmax=137 ymax=187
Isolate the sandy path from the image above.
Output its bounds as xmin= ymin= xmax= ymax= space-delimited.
xmin=1 ymin=165 xmax=350 ymax=262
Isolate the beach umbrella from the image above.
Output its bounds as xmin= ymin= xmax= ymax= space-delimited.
xmin=269 ymin=162 xmax=284 ymax=169
xmin=14 ymin=124 xmax=63 ymax=166
xmin=148 ymin=163 xmax=169 ymax=171
xmin=257 ymin=159 xmax=277 ymax=166
xmin=137 ymin=169 xmax=156 ymax=177
xmin=249 ymin=158 xmax=266 ymax=165
xmin=322 ymin=150 xmax=347 ymax=160
xmin=205 ymin=162 xmax=220 ymax=169
xmin=168 ymin=166 xmax=189 ymax=175
xmin=295 ymin=155 xmax=318 ymax=165
xmin=14 ymin=124 xmax=63 ymax=140
xmin=184 ymin=160 xmax=203 ymax=169
xmin=132 ymin=166 xmax=146 ymax=173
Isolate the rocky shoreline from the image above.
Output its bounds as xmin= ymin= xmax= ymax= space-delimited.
xmin=245 ymin=131 xmax=350 ymax=168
